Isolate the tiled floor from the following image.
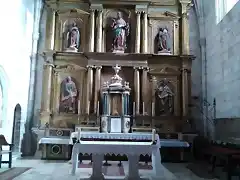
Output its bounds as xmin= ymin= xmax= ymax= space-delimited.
xmin=0 ymin=158 xmax=220 ymax=180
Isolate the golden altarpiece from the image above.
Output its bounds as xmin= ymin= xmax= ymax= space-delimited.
xmin=40 ymin=0 xmax=194 ymax=134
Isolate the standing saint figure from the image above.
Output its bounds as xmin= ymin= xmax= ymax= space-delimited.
xmin=158 ymin=27 xmax=171 ymax=53
xmin=156 ymin=79 xmax=174 ymax=115
xmin=67 ymin=22 xmax=80 ymax=52
xmin=111 ymin=12 xmax=130 ymax=52
xmin=60 ymin=76 xmax=78 ymax=113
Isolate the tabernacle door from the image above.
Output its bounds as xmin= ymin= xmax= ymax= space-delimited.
xmin=110 ymin=116 xmax=122 ymax=133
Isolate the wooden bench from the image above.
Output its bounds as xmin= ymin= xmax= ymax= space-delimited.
xmin=193 ymin=136 xmax=240 ymax=180
xmin=0 ymin=135 xmax=13 ymax=168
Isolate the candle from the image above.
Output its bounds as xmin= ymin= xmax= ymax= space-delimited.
xmin=142 ymin=102 xmax=145 ymax=115
xmin=152 ymin=129 xmax=156 ymax=142
xmin=133 ymin=102 xmax=135 ymax=116
xmin=151 ymin=102 xmax=155 ymax=116
xmin=77 ymin=128 xmax=81 ymax=142
xmin=97 ymin=101 xmax=99 ymax=116
xmin=88 ymin=101 xmax=90 ymax=114
xmin=78 ymin=100 xmax=81 ymax=115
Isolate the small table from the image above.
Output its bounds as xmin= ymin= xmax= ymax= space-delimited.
xmin=71 ymin=140 xmax=162 ymax=180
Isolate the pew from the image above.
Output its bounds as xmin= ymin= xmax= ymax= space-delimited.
xmin=0 ymin=135 xmax=13 ymax=168
xmin=193 ymin=136 xmax=240 ymax=180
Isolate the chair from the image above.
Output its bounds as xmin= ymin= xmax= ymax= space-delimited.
xmin=0 ymin=135 xmax=13 ymax=168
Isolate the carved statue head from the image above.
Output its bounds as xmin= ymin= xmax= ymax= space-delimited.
xmin=117 ymin=12 xmax=122 ymax=19
xmin=66 ymin=76 xmax=72 ymax=82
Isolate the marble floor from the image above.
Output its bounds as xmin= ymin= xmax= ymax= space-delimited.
xmin=0 ymin=157 xmax=221 ymax=180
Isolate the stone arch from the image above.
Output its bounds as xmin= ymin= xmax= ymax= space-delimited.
xmin=0 ymin=65 xmax=8 ymax=128
xmin=12 ymin=104 xmax=22 ymax=152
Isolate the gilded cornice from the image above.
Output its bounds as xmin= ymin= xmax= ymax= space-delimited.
xmin=148 ymin=11 xmax=180 ymax=20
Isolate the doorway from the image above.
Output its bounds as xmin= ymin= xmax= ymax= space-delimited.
xmin=12 ymin=104 xmax=21 ymax=152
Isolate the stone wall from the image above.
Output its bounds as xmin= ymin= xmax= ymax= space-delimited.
xmin=203 ymin=0 xmax=240 ymax=118
xmin=215 ymin=118 xmax=240 ymax=140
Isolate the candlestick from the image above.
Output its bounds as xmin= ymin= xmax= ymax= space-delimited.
xmin=78 ymin=100 xmax=81 ymax=115
xmin=152 ymin=129 xmax=156 ymax=142
xmin=142 ymin=102 xmax=145 ymax=115
xmin=133 ymin=102 xmax=135 ymax=116
xmin=77 ymin=128 xmax=81 ymax=142
xmin=97 ymin=101 xmax=99 ymax=116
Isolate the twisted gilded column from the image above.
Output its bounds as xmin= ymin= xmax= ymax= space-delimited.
xmin=141 ymin=11 xmax=148 ymax=53
xmin=182 ymin=68 xmax=189 ymax=116
xmin=134 ymin=67 xmax=140 ymax=115
xmin=96 ymin=10 xmax=103 ymax=52
xmin=141 ymin=67 xmax=149 ymax=113
xmin=40 ymin=51 xmax=55 ymax=127
xmin=86 ymin=65 xmax=94 ymax=114
xmin=180 ymin=1 xmax=192 ymax=54
xmin=94 ymin=66 xmax=102 ymax=113
xmin=135 ymin=11 xmax=141 ymax=53
xmin=89 ymin=9 xmax=95 ymax=52
xmin=45 ymin=8 xmax=56 ymax=50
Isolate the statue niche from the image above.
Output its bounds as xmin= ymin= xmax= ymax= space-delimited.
xmin=105 ymin=10 xmax=130 ymax=53
xmin=155 ymin=78 xmax=174 ymax=116
xmin=63 ymin=19 xmax=81 ymax=52
xmin=153 ymin=23 xmax=173 ymax=55
xmin=59 ymin=76 xmax=78 ymax=113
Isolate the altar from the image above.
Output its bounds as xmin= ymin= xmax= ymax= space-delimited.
xmin=71 ymin=132 xmax=162 ymax=180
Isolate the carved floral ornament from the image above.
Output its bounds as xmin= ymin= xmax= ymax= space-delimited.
xmin=55 ymin=65 xmax=86 ymax=73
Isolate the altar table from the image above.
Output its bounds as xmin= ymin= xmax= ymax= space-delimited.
xmin=71 ymin=140 xmax=162 ymax=180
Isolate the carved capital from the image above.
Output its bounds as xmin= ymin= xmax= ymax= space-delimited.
xmin=143 ymin=67 xmax=150 ymax=72
xmin=43 ymin=50 xmax=55 ymax=63
xmin=89 ymin=9 xmax=95 ymax=13
xmin=135 ymin=11 xmax=141 ymax=15
xmin=95 ymin=66 xmax=102 ymax=70
xmin=134 ymin=66 xmax=140 ymax=70
xmin=87 ymin=65 xmax=94 ymax=69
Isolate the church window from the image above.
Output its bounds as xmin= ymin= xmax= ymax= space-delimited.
xmin=216 ymin=0 xmax=239 ymax=24
xmin=0 ymin=82 xmax=3 ymax=127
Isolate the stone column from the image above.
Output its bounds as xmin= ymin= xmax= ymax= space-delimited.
xmin=40 ymin=51 xmax=55 ymax=126
xmin=94 ymin=66 xmax=102 ymax=114
xmin=141 ymin=11 xmax=148 ymax=53
xmin=89 ymin=9 xmax=95 ymax=52
xmin=134 ymin=67 xmax=140 ymax=115
xmin=86 ymin=65 xmax=94 ymax=114
xmin=45 ymin=8 xmax=56 ymax=50
xmin=180 ymin=1 xmax=192 ymax=55
xmin=96 ymin=10 xmax=103 ymax=52
xmin=141 ymin=67 xmax=149 ymax=113
xmin=135 ymin=11 xmax=141 ymax=53
xmin=182 ymin=68 xmax=189 ymax=116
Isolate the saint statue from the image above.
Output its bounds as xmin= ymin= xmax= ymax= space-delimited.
xmin=155 ymin=79 xmax=174 ymax=115
xmin=111 ymin=12 xmax=130 ymax=52
xmin=66 ymin=22 xmax=80 ymax=52
xmin=60 ymin=76 xmax=78 ymax=113
xmin=158 ymin=27 xmax=171 ymax=53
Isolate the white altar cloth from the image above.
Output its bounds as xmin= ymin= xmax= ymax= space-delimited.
xmin=39 ymin=137 xmax=70 ymax=145
xmin=71 ymin=138 xmax=162 ymax=180
xmin=69 ymin=132 xmax=158 ymax=145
